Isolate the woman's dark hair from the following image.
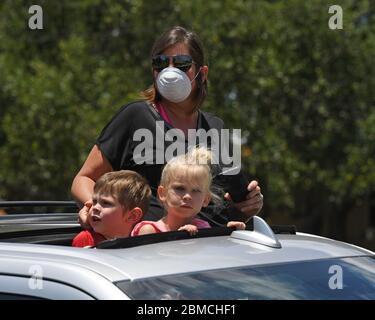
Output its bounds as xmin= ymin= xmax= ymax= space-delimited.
xmin=141 ymin=26 xmax=207 ymax=109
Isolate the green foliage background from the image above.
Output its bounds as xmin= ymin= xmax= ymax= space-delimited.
xmin=1 ymin=0 xmax=374 ymax=248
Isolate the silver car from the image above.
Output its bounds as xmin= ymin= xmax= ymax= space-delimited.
xmin=0 ymin=201 xmax=374 ymax=300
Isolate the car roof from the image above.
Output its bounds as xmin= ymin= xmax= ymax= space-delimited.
xmin=2 ymin=203 xmax=374 ymax=299
xmin=0 ymin=228 xmax=373 ymax=283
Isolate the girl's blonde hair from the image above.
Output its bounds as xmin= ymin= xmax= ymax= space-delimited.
xmin=160 ymin=147 xmax=221 ymax=204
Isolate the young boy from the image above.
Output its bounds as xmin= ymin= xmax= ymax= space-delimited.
xmin=72 ymin=170 xmax=151 ymax=247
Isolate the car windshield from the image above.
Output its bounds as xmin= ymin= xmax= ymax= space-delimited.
xmin=116 ymin=256 xmax=375 ymax=300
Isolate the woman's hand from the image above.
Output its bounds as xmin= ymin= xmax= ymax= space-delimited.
xmin=224 ymin=180 xmax=263 ymax=220
xmin=227 ymin=221 xmax=246 ymax=230
xmin=178 ymin=224 xmax=198 ymax=235
xmin=78 ymin=200 xmax=93 ymax=230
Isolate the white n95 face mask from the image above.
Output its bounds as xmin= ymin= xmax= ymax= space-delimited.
xmin=156 ymin=67 xmax=199 ymax=103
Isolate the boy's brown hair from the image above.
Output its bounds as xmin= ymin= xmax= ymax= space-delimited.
xmin=94 ymin=170 xmax=151 ymax=214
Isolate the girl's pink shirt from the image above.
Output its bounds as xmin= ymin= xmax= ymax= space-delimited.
xmin=131 ymin=218 xmax=210 ymax=236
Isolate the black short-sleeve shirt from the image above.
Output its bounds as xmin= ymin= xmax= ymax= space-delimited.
xmin=96 ymin=100 xmax=241 ymax=223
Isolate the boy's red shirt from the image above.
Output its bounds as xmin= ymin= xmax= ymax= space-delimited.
xmin=72 ymin=230 xmax=106 ymax=247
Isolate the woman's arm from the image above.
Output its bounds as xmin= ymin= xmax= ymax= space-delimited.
xmin=224 ymin=180 xmax=263 ymax=221
xmin=71 ymin=145 xmax=113 ymax=228
xmin=71 ymin=144 xmax=113 ymax=206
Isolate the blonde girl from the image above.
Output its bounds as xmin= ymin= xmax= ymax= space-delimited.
xmin=131 ymin=147 xmax=245 ymax=236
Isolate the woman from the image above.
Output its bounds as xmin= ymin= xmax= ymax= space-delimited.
xmin=71 ymin=26 xmax=263 ymax=226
